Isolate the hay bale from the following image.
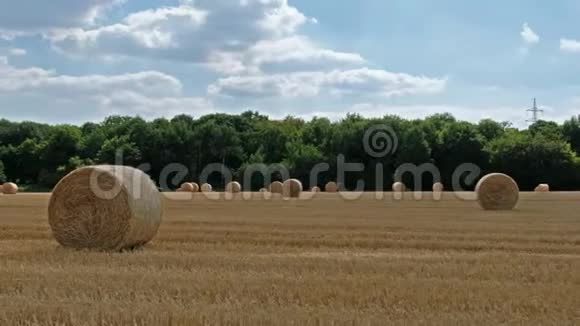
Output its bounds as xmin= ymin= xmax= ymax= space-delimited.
xmin=535 ymin=184 xmax=550 ymax=192
xmin=325 ymin=182 xmax=338 ymax=193
xmin=433 ymin=182 xmax=444 ymax=192
xmin=475 ymin=173 xmax=519 ymax=211
xmin=200 ymin=183 xmax=213 ymax=193
xmin=226 ymin=181 xmax=242 ymax=193
xmin=311 ymin=186 xmax=321 ymax=193
xmin=392 ymin=182 xmax=406 ymax=192
xmin=2 ymin=182 xmax=18 ymax=195
xmin=191 ymin=182 xmax=199 ymax=193
xmin=48 ymin=165 xmax=162 ymax=251
xmin=283 ymin=179 xmax=303 ymax=198
xmin=269 ymin=181 xmax=283 ymax=194
xmin=180 ymin=182 xmax=195 ymax=192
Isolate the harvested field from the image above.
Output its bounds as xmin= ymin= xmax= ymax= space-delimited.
xmin=1 ymin=192 xmax=580 ymax=325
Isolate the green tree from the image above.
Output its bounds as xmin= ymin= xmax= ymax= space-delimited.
xmin=0 ymin=159 xmax=5 ymax=183
xmin=529 ymin=120 xmax=563 ymax=141
xmin=487 ymin=133 xmax=577 ymax=190
xmin=478 ymin=119 xmax=507 ymax=142
xmin=562 ymin=115 xmax=580 ymax=155
xmin=97 ymin=136 xmax=142 ymax=166
xmin=431 ymin=121 xmax=489 ymax=187
xmin=42 ymin=125 xmax=82 ymax=170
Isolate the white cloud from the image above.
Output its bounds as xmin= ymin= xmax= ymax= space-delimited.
xmin=0 ymin=56 xmax=212 ymax=121
xmin=50 ymin=5 xmax=208 ymax=53
xmin=206 ymin=36 xmax=365 ymax=74
xmin=208 ymin=68 xmax=446 ymax=98
xmin=343 ymin=103 xmax=529 ymax=127
xmin=560 ymin=38 xmax=580 ymax=53
xmin=521 ymin=23 xmax=539 ymax=45
xmin=97 ymin=91 xmax=215 ymax=119
xmin=0 ymin=0 xmax=123 ymax=34
xmin=8 ymin=48 xmax=27 ymax=56
xmin=49 ymin=1 xmax=362 ymax=74
xmin=0 ymin=57 xmax=181 ymax=96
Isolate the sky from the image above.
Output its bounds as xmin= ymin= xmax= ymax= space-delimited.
xmin=0 ymin=0 xmax=579 ymax=126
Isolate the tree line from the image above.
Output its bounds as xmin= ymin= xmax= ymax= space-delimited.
xmin=1 ymin=111 xmax=580 ymax=191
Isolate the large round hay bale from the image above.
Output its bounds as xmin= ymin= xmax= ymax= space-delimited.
xmin=283 ymin=179 xmax=303 ymax=198
xmin=2 ymin=182 xmax=18 ymax=195
xmin=180 ymin=182 xmax=195 ymax=192
xmin=200 ymin=183 xmax=213 ymax=193
xmin=433 ymin=182 xmax=444 ymax=192
xmin=311 ymin=186 xmax=321 ymax=193
xmin=325 ymin=182 xmax=338 ymax=193
xmin=269 ymin=181 xmax=283 ymax=194
xmin=475 ymin=173 xmax=519 ymax=211
xmin=226 ymin=181 xmax=242 ymax=193
xmin=392 ymin=182 xmax=406 ymax=192
xmin=48 ymin=165 xmax=162 ymax=251
xmin=535 ymin=184 xmax=550 ymax=192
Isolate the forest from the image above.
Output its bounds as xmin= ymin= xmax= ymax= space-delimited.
xmin=1 ymin=111 xmax=580 ymax=191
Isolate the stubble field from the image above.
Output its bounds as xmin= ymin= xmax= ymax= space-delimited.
xmin=1 ymin=192 xmax=580 ymax=325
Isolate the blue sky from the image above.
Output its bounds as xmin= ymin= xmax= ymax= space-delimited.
xmin=0 ymin=0 xmax=579 ymax=126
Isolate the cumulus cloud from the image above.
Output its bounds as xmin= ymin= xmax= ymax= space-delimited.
xmin=0 ymin=57 xmax=181 ymax=96
xmin=0 ymin=0 xmax=122 ymax=34
xmin=208 ymin=68 xmax=446 ymax=98
xmin=345 ymin=103 xmax=528 ymax=127
xmin=50 ymin=5 xmax=208 ymax=54
xmin=0 ymin=1 xmax=449 ymax=122
xmin=560 ymin=38 xmax=580 ymax=53
xmin=0 ymin=56 xmax=212 ymax=121
xmin=8 ymin=48 xmax=27 ymax=56
xmin=521 ymin=23 xmax=539 ymax=45
xmin=97 ymin=91 xmax=215 ymax=118
xmin=49 ymin=1 xmax=362 ymax=74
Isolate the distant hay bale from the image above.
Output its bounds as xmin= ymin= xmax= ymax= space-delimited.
xmin=226 ymin=181 xmax=242 ymax=193
xmin=325 ymin=182 xmax=338 ymax=193
xmin=311 ymin=186 xmax=321 ymax=193
xmin=475 ymin=173 xmax=519 ymax=211
xmin=200 ymin=183 xmax=213 ymax=193
xmin=283 ymin=179 xmax=303 ymax=198
xmin=433 ymin=182 xmax=444 ymax=192
xmin=180 ymin=182 xmax=195 ymax=192
xmin=2 ymin=182 xmax=18 ymax=195
xmin=392 ymin=182 xmax=406 ymax=192
xmin=269 ymin=181 xmax=283 ymax=194
xmin=535 ymin=184 xmax=550 ymax=192
xmin=48 ymin=165 xmax=162 ymax=251
xmin=191 ymin=182 xmax=199 ymax=193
